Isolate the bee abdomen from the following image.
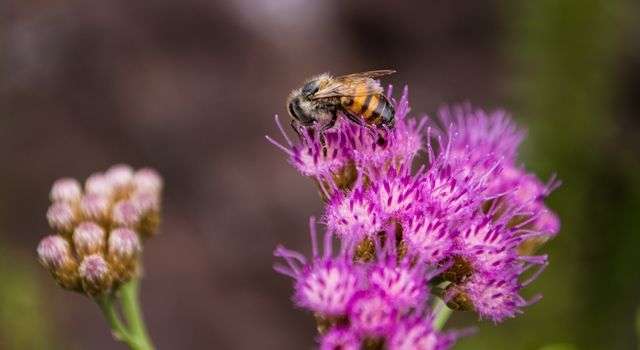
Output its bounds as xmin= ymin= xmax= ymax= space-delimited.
xmin=342 ymin=94 xmax=394 ymax=128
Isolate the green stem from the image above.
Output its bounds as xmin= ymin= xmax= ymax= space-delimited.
xmin=432 ymin=297 xmax=454 ymax=331
xmin=97 ymin=297 xmax=138 ymax=348
xmin=97 ymin=277 xmax=154 ymax=350
xmin=120 ymin=278 xmax=155 ymax=350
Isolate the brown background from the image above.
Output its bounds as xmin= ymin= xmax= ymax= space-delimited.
xmin=2 ymin=1 xmax=639 ymax=349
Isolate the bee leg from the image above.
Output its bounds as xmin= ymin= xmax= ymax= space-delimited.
xmin=321 ymin=110 xmax=338 ymax=132
xmin=319 ymin=132 xmax=328 ymax=157
xmin=343 ymin=111 xmax=366 ymax=127
xmin=290 ymin=120 xmax=303 ymax=139
xmin=318 ymin=111 xmax=338 ymax=156
xmin=344 ymin=111 xmax=387 ymax=146
xmin=374 ymin=126 xmax=387 ymax=146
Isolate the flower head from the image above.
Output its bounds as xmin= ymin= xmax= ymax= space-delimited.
xmin=369 ymin=165 xmax=423 ymax=221
xmin=387 ymin=316 xmax=458 ymax=350
xmin=439 ymin=104 xmax=524 ymax=167
xmin=347 ymin=289 xmax=396 ymax=337
xmin=402 ymin=212 xmax=454 ymax=263
xmin=324 ymin=185 xmax=384 ymax=241
xmin=275 ymin=218 xmax=363 ymax=317
xmin=318 ymin=327 xmax=360 ymax=350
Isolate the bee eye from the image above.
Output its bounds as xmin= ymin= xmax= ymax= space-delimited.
xmin=288 ymin=98 xmax=306 ymax=121
xmin=301 ymin=81 xmax=319 ymax=96
xmin=288 ymin=99 xmax=300 ymax=120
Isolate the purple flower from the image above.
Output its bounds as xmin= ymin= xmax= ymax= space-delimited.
xmin=438 ymin=104 xmax=524 ymax=167
xmin=347 ymin=289 xmax=396 ymax=337
xmin=274 ymin=219 xmax=363 ymax=317
xmin=369 ymin=165 xmax=424 ymax=221
xmin=403 ymin=212 xmax=454 ymax=264
xmin=446 ymin=266 xmax=545 ymax=323
xmin=387 ymin=316 xmax=457 ymax=350
xmin=271 ymin=85 xmax=560 ymax=347
xmin=275 ymin=220 xmax=459 ymax=348
xmin=368 ymin=253 xmax=428 ymax=311
xmin=324 ymin=185 xmax=384 ymax=241
xmin=318 ymin=327 xmax=360 ymax=350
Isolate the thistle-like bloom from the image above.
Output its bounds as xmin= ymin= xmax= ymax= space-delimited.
xmin=271 ymin=86 xmax=560 ymax=347
xmin=369 ymin=165 xmax=423 ymax=221
xmin=37 ymin=164 xmax=163 ymax=298
xmin=402 ymin=212 xmax=453 ymax=264
xmin=319 ymin=327 xmax=360 ymax=350
xmin=275 ymin=220 xmax=459 ymax=349
xmin=347 ymin=289 xmax=396 ymax=337
xmin=275 ymin=219 xmax=363 ymax=317
xmin=324 ymin=185 xmax=384 ymax=240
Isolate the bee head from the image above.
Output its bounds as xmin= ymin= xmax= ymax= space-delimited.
xmin=287 ymin=95 xmax=313 ymax=125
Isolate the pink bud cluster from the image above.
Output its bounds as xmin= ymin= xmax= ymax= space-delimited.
xmin=37 ymin=164 xmax=163 ymax=298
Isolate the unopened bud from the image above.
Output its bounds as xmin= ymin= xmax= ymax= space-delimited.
xmin=112 ymin=200 xmax=141 ymax=227
xmin=444 ymin=284 xmax=475 ymax=311
xmin=108 ymin=228 xmax=140 ymax=281
xmin=37 ymin=235 xmax=72 ymax=270
xmin=80 ymin=193 xmax=111 ymax=223
xmin=131 ymin=191 xmax=161 ymax=235
xmin=50 ymin=178 xmax=82 ymax=203
xmin=46 ymin=202 xmax=78 ymax=235
xmin=133 ymin=168 xmax=163 ymax=194
xmin=442 ymin=256 xmax=474 ymax=284
xmin=73 ymin=222 xmax=105 ymax=258
xmin=131 ymin=191 xmax=160 ymax=214
xmin=518 ymin=211 xmax=559 ymax=255
xmin=37 ymin=235 xmax=80 ymax=289
xmin=106 ymin=164 xmax=134 ymax=193
xmin=85 ymin=172 xmax=114 ymax=197
xmin=79 ymin=254 xmax=113 ymax=298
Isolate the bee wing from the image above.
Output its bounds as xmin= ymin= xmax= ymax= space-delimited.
xmin=311 ymin=70 xmax=396 ymax=99
xmin=340 ymin=70 xmax=397 ymax=80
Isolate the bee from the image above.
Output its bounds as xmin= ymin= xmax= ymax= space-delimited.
xmin=287 ymin=70 xmax=396 ymax=148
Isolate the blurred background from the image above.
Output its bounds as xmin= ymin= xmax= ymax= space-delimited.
xmin=1 ymin=0 xmax=639 ymax=349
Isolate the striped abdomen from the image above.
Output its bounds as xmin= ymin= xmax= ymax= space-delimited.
xmin=341 ymin=94 xmax=395 ymax=128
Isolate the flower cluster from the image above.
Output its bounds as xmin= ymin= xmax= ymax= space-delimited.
xmin=275 ymin=219 xmax=459 ymax=350
xmin=269 ymin=87 xmax=559 ymax=348
xmin=37 ymin=164 xmax=163 ymax=298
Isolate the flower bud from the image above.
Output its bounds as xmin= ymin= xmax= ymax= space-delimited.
xmin=442 ymin=256 xmax=474 ymax=284
xmin=106 ymin=164 xmax=134 ymax=193
xmin=46 ymin=202 xmax=78 ymax=235
xmin=50 ymin=178 xmax=82 ymax=203
xmin=79 ymin=254 xmax=113 ymax=298
xmin=108 ymin=228 xmax=140 ymax=282
xmin=444 ymin=284 xmax=475 ymax=311
xmin=37 ymin=235 xmax=80 ymax=289
xmin=80 ymin=193 xmax=111 ymax=223
xmin=133 ymin=168 xmax=163 ymax=194
xmin=85 ymin=172 xmax=114 ymax=197
xmin=112 ymin=200 xmax=141 ymax=227
xmin=73 ymin=222 xmax=106 ymax=258
xmin=131 ymin=191 xmax=161 ymax=235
